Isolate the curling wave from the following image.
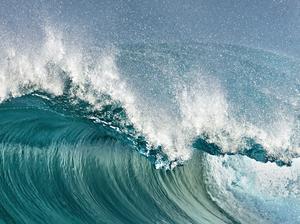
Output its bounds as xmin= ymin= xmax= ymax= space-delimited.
xmin=1 ymin=29 xmax=300 ymax=223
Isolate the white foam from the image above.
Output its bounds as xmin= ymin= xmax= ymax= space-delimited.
xmin=0 ymin=27 xmax=299 ymax=166
xmin=204 ymin=155 xmax=300 ymax=223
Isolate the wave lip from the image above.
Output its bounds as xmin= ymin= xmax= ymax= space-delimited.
xmin=1 ymin=29 xmax=300 ymax=168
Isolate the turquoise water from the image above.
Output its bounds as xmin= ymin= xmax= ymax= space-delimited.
xmin=0 ymin=39 xmax=300 ymax=223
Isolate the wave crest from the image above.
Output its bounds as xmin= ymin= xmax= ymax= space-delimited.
xmin=1 ymin=28 xmax=300 ymax=168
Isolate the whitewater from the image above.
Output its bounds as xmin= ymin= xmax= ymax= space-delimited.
xmin=0 ymin=27 xmax=300 ymax=223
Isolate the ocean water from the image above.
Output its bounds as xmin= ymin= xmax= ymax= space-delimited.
xmin=0 ymin=30 xmax=300 ymax=224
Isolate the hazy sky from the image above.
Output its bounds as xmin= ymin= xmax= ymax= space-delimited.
xmin=1 ymin=0 xmax=300 ymax=56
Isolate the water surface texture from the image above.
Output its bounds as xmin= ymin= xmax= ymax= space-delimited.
xmin=1 ymin=1 xmax=300 ymax=224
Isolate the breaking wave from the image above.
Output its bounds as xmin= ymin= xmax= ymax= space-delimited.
xmin=1 ymin=29 xmax=300 ymax=223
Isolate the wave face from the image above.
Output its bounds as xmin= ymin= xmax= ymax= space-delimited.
xmin=0 ymin=31 xmax=300 ymax=223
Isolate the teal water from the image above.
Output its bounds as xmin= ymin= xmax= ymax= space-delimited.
xmin=0 ymin=40 xmax=300 ymax=223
